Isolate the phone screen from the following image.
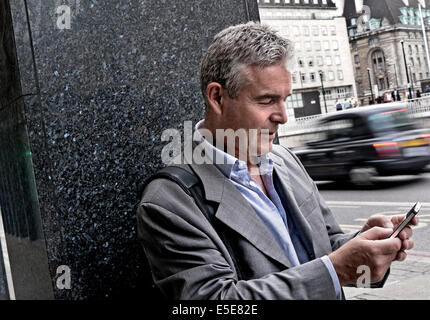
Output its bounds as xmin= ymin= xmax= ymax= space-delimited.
xmin=389 ymin=202 xmax=421 ymax=239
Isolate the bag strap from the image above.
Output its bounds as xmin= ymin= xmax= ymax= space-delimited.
xmin=142 ymin=165 xmax=244 ymax=280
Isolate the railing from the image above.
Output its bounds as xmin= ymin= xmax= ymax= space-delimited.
xmin=279 ymin=95 xmax=430 ymax=138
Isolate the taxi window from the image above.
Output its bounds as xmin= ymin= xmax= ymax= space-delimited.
xmin=367 ymin=109 xmax=416 ymax=133
xmin=322 ymin=119 xmax=354 ymax=141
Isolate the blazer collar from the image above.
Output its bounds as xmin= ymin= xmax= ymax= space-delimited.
xmin=188 ymin=160 xmax=293 ymax=268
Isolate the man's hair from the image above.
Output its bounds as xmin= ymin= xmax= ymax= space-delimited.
xmin=200 ymin=21 xmax=293 ymax=105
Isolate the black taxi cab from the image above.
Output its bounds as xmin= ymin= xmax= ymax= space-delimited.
xmin=293 ymin=103 xmax=430 ymax=184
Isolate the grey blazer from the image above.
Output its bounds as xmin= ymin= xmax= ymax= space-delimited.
xmin=137 ymin=144 xmax=355 ymax=299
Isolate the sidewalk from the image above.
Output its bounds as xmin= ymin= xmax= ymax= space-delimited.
xmin=344 ymin=255 xmax=430 ymax=300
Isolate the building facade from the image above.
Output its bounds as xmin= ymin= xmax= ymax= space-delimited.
xmin=344 ymin=0 xmax=430 ymax=105
xmin=258 ymin=0 xmax=357 ymax=120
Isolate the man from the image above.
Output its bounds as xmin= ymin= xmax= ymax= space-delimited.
xmin=392 ymin=88 xmax=401 ymax=102
xmin=335 ymin=98 xmax=343 ymax=111
xmin=137 ymin=22 xmax=416 ymax=299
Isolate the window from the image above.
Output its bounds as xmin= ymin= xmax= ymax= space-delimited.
xmin=319 ymin=71 xmax=326 ymax=81
xmin=310 ymin=72 xmax=316 ymax=82
xmin=324 ymin=40 xmax=330 ymax=50
xmin=356 ymin=67 xmax=362 ymax=77
xmin=302 ymin=26 xmax=309 ymax=36
xmin=295 ymin=0 xmax=300 ymax=4
xmin=321 ymin=26 xmax=328 ymax=36
xmin=330 ymin=25 xmax=336 ymax=35
xmin=312 ymin=26 xmax=319 ymax=36
xmin=305 ymin=41 xmax=312 ymax=51
xmin=325 ymin=56 xmax=332 ymax=66
xmin=295 ymin=41 xmax=301 ymax=51
xmin=301 ymin=73 xmax=307 ymax=82
xmin=321 ymin=89 xmax=333 ymax=100
xmin=298 ymin=57 xmax=304 ymax=67
xmin=293 ymin=26 xmax=300 ymax=36
xmin=322 ymin=0 xmax=327 ymax=4
xmin=332 ymin=40 xmax=339 ymax=51
xmin=417 ymin=57 xmax=421 ymax=66
xmin=372 ymin=50 xmax=386 ymax=73
xmin=317 ymin=56 xmax=323 ymax=66
xmin=284 ymin=26 xmax=290 ymax=35
xmin=354 ymin=55 xmax=360 ymax=64
xmin=314 ymin=41 xmax=321 ymax=51
xmin=410 ymin=57 xmax=414 ymax=66
xmin=335 ymin=55 xmax=341 ymax=65
xmin=408 ymin=45 xmax=412 ymax=55
xmin=308 ymin=57 xmax=314 ymax=67
xmin=328 ymin=71 xmax=335 ymax=81
xmin=286 ymin=93 xmax=304 ymax=109
xmin=419 ymin=72 xmax=423 ymax=80
xmin=379 ymin=78 xmax=386 ymax=90
xmin=313 ymin=0 xmax=318 ymax=4
xmin=337 ymin=87 xmax=348 ymax=98
xmin=351 ymin=18 xmax=357 ymax=26
xmin=368 ymin=38 xmax=380 ymax=45
xmin=292 ymin=72 xmax=297 ymax=83
xmin=337 ymin=70 xmax=344 ymax=80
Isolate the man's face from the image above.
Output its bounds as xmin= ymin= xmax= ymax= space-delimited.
xmin=218 ymin=63 xmax=291 ymax=158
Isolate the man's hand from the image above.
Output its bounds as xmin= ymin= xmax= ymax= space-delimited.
xmin=361 ymin=214 xmax=418 ymax=261
xmin=328 ymin=227 xmax=402 ymax=286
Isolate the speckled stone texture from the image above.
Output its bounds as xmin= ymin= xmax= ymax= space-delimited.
xmin=3 ymin=0 xmax=260 ymax=299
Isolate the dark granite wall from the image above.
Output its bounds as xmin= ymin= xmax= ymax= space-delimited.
xmin=1 ymin=0 xmax=260 ymax=299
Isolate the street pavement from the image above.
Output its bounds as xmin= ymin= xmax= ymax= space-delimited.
xmin=343 ymin=255 xmax=430 ymax=300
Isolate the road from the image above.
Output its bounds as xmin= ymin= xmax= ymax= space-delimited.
xmin=318 ymin=171 xmax=430 ymax=255
xmin=317 ymin=170 xmax=430 ymax=299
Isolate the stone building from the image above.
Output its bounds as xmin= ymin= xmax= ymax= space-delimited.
xmin=258 ymin=0 xmax=357 ymax=118
xmin=344 ymin=0 xmax=430 ymax=105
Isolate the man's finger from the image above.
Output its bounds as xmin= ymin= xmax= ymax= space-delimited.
xmin=360 ymin=226 xmax=393 ymax=240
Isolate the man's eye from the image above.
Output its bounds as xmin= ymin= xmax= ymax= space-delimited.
xmin=260 ymin=100 xmax=274 ymax=105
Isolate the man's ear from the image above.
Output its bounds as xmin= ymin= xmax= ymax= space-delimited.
xmin=206 ymin=82 xmax=224 ymax=115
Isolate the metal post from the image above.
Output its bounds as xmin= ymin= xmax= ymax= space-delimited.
xmin=367 ymin=68 xmax=375 ymax=104
xmin=319 ymin=71 xmax=328 ymax=113
xmin=401 ymin=40 xmax=413 ymax=100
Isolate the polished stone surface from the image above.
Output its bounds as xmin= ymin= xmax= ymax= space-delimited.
xmin=2 ymin=0 xmax=260 ymax=299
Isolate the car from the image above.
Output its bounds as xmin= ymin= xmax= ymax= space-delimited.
xmin=292 ymin=103 xmax=430 ymax=184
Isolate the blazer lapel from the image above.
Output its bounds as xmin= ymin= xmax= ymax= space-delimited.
xmin=270 ymin=154 xmax=316 ymax=259
xmin=189 ymin=163 xmax=293 ymax=268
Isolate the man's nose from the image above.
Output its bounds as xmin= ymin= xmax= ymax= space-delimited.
xmin=274 ymin=101 xmax=288 ymax=124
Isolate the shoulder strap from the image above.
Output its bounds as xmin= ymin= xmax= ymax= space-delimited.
xmin=142 ymin=166 xmax=244 ymax=280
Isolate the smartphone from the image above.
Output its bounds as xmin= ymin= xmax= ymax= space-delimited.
xmin=389 ymin=202 xmax=421 ymax=239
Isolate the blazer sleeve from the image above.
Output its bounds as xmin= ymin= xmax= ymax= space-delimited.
xmin=137 ymin=179 xmax=338 ymax=300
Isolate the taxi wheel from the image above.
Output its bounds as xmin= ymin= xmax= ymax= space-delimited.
xmin=349 ymin=167 xmax=378 ymax=185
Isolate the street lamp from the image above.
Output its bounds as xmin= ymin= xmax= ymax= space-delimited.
xmin=319 ymin=70 xmax=328 ymax=113
xmin=367 ymin=68 xmax=375 ymax=105
xmin=400 ymin=40 xmax=413 ymax=100
xmin=408 ymin=64 xmax=415 ymax=97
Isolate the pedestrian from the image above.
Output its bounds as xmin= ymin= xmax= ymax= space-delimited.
xmin=392 ymin=88 xmax=401 ymax=101
xmin=384 ymin=91 xmax=393 ymax=103
xmin=417 ymin=89 xmax=421 ymax=98
xmin=137 ymin=22 xmax=416 ymax=300
xmin=335 ymin=98 xmax=343 ymax=111
xmin=344 ymin=98 xmax=351 ymax=109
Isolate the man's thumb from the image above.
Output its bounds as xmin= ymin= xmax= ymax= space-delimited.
xmin=360 ymin=226 xmax=392 ymax=240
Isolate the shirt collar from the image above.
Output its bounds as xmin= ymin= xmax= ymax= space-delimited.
xmin=194 ymin=120 xmax=274 ymax=178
